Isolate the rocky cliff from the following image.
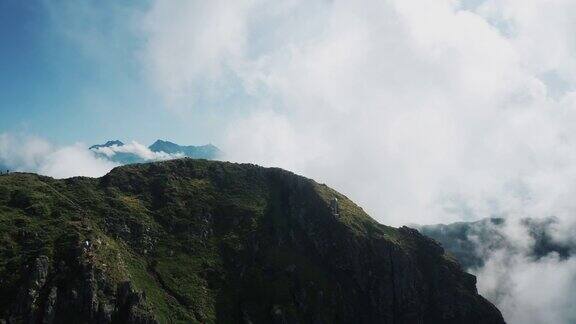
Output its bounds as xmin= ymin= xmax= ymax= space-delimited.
xmin=0 ymin=159 xmax=504 ymax=323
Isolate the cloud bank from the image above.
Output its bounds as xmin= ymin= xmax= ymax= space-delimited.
xmin=472 ymin=218 xmax=576 ymax=324
xmin=0 ymin=135 xmax=183 ymax=179
xmin=0 ymin=133 xmax=118 ymax=178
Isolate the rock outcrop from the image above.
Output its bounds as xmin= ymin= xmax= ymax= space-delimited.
xmin=5 ymin=242 xmax=156 ymax=324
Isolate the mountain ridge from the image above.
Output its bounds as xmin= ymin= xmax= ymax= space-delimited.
xmin=89 ymin=139 xmax=221 ymax=164
xmin=0 ymin=159 xmax=504 ymax=323
xmin=89 ymin=140 xmax=125 ymax=150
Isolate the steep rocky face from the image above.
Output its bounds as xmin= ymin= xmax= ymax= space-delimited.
xmin=0 ymin=160 xmax=504 ymax=323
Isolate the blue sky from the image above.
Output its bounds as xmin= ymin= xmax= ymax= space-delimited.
xmin=0 ymin=0 xmax=233 ymax=146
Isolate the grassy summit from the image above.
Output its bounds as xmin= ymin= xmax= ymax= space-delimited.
xmin=0 ymin=159 xmax=504 ymax=323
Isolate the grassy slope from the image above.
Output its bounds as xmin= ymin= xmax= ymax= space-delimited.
xmin=0 ymin=159 xmax=477 ymax=323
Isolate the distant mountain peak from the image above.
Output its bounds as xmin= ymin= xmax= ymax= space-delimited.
xmin=150 ymin=139 xmax=169 ymax=146
xmin=148 ymin=139 xmax=220 ymax=158
xmin=151 ymin=139 xmax=172 ymax=145
xmin=89 ymin=140 xmax=124 ymax=150
xmin=148 ymin=139 xmax=179 ymax=152
xmin=89 ymin=139 xmax=220 ymax=164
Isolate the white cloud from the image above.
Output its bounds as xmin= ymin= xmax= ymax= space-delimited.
xmin=476 ymin=252 xmax=576 ymax=323
xmin=0 ymin=133 xmax=52 ymax=172
xmin=0 ymin=133 xmax=118 ymax=178
xmin=478 ymin=0 xmax=576 ymax=88
xmin=140 ymin=0 xmax=256 ymax=106
xmin=0 ymin=135 xmax=188 ymax=179
xmin=38 ymin=144 xmax=120 ymax=179
xmin=473 ymin=219 xmax=576 ymax=323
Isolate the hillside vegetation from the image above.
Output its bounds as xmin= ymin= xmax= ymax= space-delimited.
xmin=0 ymin=159 xmax=504 ymax=323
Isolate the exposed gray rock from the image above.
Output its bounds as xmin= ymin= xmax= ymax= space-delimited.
xmin=9 ymin=255 xmax=50 ymax=323
xmin=5 ymin=248 xmax=157 ymax=324
xmin=42 ymin=287 xmax=57 ymax=324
